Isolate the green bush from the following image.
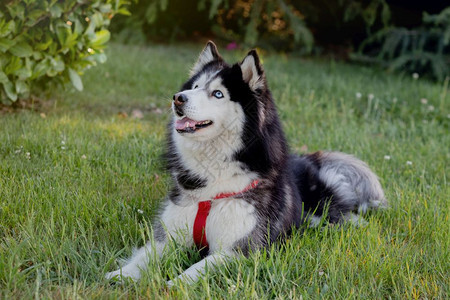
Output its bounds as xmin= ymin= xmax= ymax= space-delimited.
xmin=0 ymin=0 xmax=130 ymax=104
xmin=352 ymin=7 xmax=450 ymax=81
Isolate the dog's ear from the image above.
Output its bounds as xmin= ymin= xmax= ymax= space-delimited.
xmin=190 ymin=41 xmax=222 ymax=76
xmin=240 ymin=50 xmax=265 ymax=90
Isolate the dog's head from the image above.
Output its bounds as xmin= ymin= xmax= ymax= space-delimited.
xmin=168 ymin=41 xmax=288 ymax=184
xmin=172 ymin=41 xmax=267 ymax=142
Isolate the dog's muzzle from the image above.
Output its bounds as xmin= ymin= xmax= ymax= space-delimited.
xmin=173 ymin=93 xmax=187 ymax=117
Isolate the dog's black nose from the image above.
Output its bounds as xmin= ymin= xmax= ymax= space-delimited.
xmin=173 ymin=93 xmax=187 ymax=106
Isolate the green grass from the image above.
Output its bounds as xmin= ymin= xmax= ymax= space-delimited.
xmin=0 ymin=42 xmax=449 ymax=299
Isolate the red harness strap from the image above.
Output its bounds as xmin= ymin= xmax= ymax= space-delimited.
xmin=192 ymin=179 xmax=260 ymax=250
xmin=193 ymin=201 xmax=211 ymax=249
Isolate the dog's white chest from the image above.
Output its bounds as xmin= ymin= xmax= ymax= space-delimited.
xmin=206 ymin=199 xmax=257 ymax=251
xmin=161 ymin=197 xmax=257 ymax=250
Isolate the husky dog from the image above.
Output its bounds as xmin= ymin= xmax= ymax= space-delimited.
xmin=105 ymin=41 xmax=387 ymax=286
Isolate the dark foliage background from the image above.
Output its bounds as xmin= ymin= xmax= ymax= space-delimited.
xmin=110 ymin=0 xmax=449 ymax=80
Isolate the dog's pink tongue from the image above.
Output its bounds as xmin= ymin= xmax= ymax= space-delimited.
xmin=175 ymin=117 xmax=196 ymax=130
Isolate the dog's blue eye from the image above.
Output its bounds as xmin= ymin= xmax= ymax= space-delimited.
xmin=212 ymin=90 xmax=224 ymax=99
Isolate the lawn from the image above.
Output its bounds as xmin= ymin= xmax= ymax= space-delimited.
xmin=0 ymin=42 xmax=448 ymax=299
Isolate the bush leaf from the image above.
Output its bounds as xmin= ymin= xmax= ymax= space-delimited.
xmin=0 ymin=70 xmax=8 ymax=83
xmin=68 ymin=68 xmax=83 ymax=91
xmin=15 ymin=80 xmax=29 ymax=95
xmin=9 ymin=42 xmax=33 ymax=57
xmin=0 ymin=38 xmax=16 ymax=52
xmin=3 ymin=81 xmax=17 ymax=101
xmin=91 ymin=29 xmax=110 ymax=47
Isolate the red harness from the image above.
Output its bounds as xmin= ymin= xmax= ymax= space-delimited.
xmin=193 ymin=179 xmax=260 ymax=250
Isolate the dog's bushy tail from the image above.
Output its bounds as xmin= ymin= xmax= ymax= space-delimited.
xmin=290 ymin=151 xmax=387 ymax=225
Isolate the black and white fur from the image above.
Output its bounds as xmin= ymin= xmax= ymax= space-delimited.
xmin=105 ymin=42 xmax=387 ymax=286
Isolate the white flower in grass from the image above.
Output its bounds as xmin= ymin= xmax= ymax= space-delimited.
xmin=392 ymin=97 xmax=398 ymax=103
xmin=25 ymin=152 xmax=31 ymax=159
xmin=61 ymin=140 xmax=66 ymax=145
xmin=137 ymin=209 xmax=144 ymax=214
xmin=356 ymin=92 xmax=362 ymax=99
xmin=368 ymin=93 xmax=374 ymax=100
xmin=420 ymin=98 xmax=428 ymax=104
xmin=428 ymin=105 xmax=434 ymax=111
xmin=384 ymin=155 xmax=391 ymax=160
xmin=447 ymin=114 xmax=450 ymax=119
xmin=61 ymin=146 xmax=66 ymax=150
xmin=15 ymin=146 xmax=23 ymax=154
xmin=228 ymin=284 xmax=237 ymax=293
xmin=81 ymin=154 xmax=87 ymax=159
xmin=412 ymin=73 xmax=419 ymax=79
xmin=406 ymin=161 xmax=412 ymax=166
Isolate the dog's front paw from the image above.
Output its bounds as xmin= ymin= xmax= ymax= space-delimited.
xmin=166 ymin=279 xmax=175 ymax=288
xmin=105 ymin=268 xmax=140 ymax=283
xmin=104 ymin=270 xmax=122 ymax=281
